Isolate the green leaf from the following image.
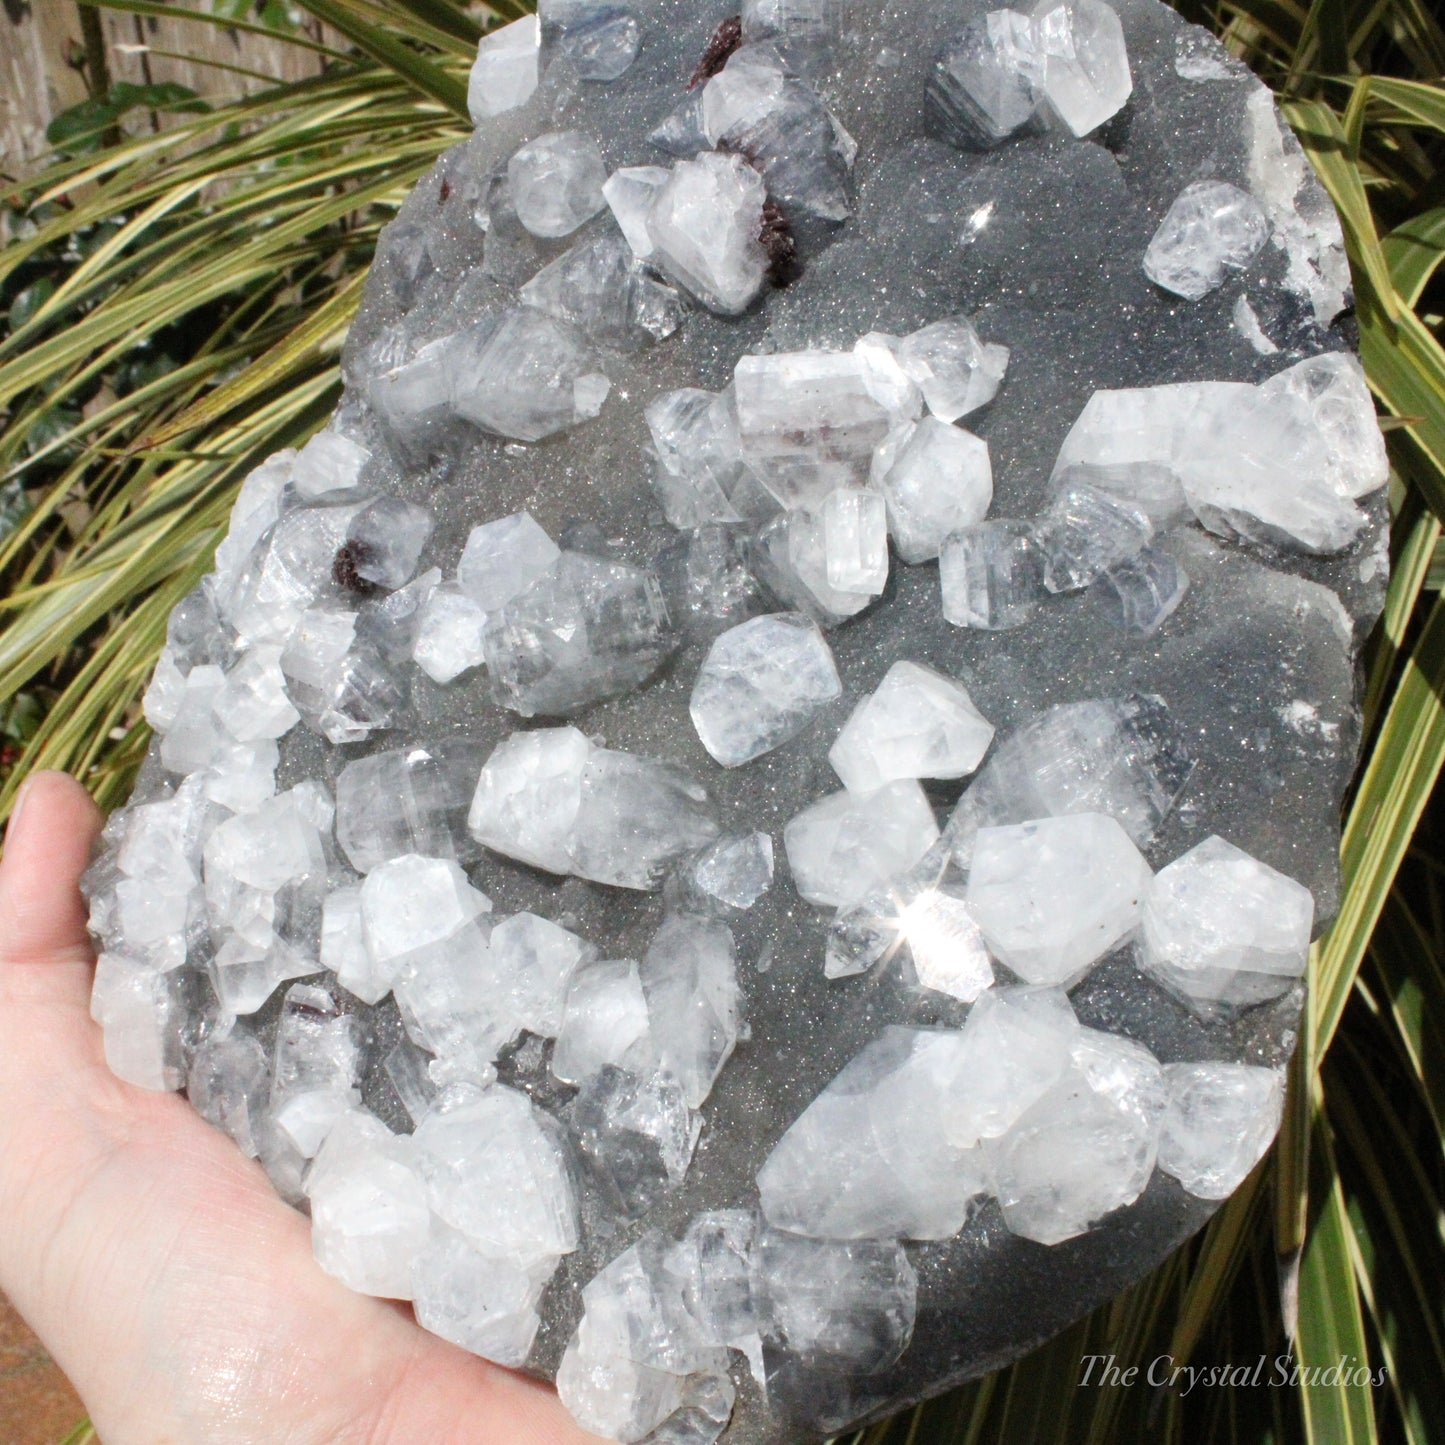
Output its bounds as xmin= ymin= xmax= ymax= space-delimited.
xmin=108 ymin=81 xmax=212 ymax=116
xmin=1360 ymin=305 xmax=1445 ymax=522
xmin=292 ymin=0 xmax=476 ymax=101
xmin=0 ymin=478 xmax=28 ymax=545
xmin=1363 ymin=75 xmax=1445 ymax=132
xmin=6 ymin=277 xmax=55 ymax=333
xmin=1312 ymin=591 xmax=1445 ymax=1060
xmin=1365 ymin=890 xmax=1445 ymax=1141
xmin=1382 ymin=206 xmax=1445 ymax=308
xmin=46 ymin=98 xmax=123 ymax=157
xmin=1296 ymin=1111 xmax=1378 ymax=1445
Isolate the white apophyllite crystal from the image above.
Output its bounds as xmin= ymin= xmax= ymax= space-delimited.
xmin=1259 ymin=352 xmax=1389 ymax=500
xmin=945 ymin=694 xmax=1195 ymax=860
xmin=188 ymin=1021 xmax=269 ymax=1156
xmin=645 ymin=386 xmax=760 ymax=529
xmin=604 ymin=165 xmax=671 ymax=259
xmin=897 ymin=887 xmax=995 ymax=1002
xmin=754 ymin=1227 xmax=918 ymax=1372
xmin=1144 ymin=180 xmax=1271 ymax=300
xmin=569 ymin=1067 xmax=701 ymax=1217
xmin=320 ymin=885 xmax=385 ymax=1004
xmin=1095 ymin=546 xmax=1190 ymax=637
xmin=456 ymin=511 xmax=561 ymax=611
xmin=896 ymin=318 xmax=1010 ymax=423
xmin=467 ymin=14 xmax=540 ymax=123
xmin=366 ymin=564 xmax=440 ymax=660
xmin=293 ymin=429 xmax=370 ymax=499
xmin=938 ymin=987 xmax=1079 ymax=1149
xmin=1246 ymin=87 xmax=1351 ymax=326
xmin=688 ymin=832 xmax=775 ymax=911
xmin=690 ymin=612 xmax=841 ymax=767
xmin=1157 ymin=1061 xmax=1286 ymax=1199
xmin=521 ymin=229 xmax=686 ymax=349
xmin=202 ymin=781 xmax=330 ymax=923
xmin=280 ymin=606 xmax=406 ymax=746
xmin=1048 ymin=381 xmax=1241 ymax=521
xmin=449 ymin=309 xmax=611 ymax=444
xmin=640 ymin=914 xmax=740 ymax=1108
xmin=215 ymin=645 xmax=299 ymax=743
xmin=412 ymin=1085 xmax=579 ymax=1263
xmin=1138 ymin=834 xmax=1313 ymax=1011
xmin=821 ymin=487 xmax=889 ymax=594
xmin=346 ymin=497 xmax=433 ymax=590
xmin=141 ymin=649 xmax=187 ymax=732
xmin=647 ymin=152 xmax=769 ymax=316
xmin=1032 ymin=0 xmax=1132 ymax=138
xmin=359 ymin=854 xmax=491 ymax=972
xmin=482 ymin=551 xmax=676 ymax=718
xmin=758 ymin=1026 xmax=987 ymax=1239
xmin=965 ymin=813 xmax=1152 ymax=985
xmin=701 ymin=43 xmax=856 ymax=227
xmin=393 ymin=925 xmax=511 ymax=1082
xmin=552 ymin=958 xmax=654 ymax=1084
xmin=333 ymin=740 xmax=486 ymax=875
xmin=412 ymin=1226 xmax=554 ymax=1366
xmin=557 ymin=1232 xmax=731 ymax=1443
xmin=383 ymin=1039 xmax=437 ymax=1127
xmin=854 ymin=332 xmax=925 ymax=420
xmin=469 ymin=729 xmax=719 ymax=890
xmin=939 ymin=519 xmax=1046 ymax=630
xmin=1233 ymin=293 xmax=1280 ymax=354
xmin=202 ymin=739 xmax=278 ymax=815
xmin=467 ymin=727 xmax=589 ymax=876
xmin=158 ymin=664 xmax=227 ymax=774
xmin=988 ymin=1025 xmax=1165 ymax=1245
xmin=777 ymin=508 xmax=877 ymax=621
xmin=1050 ymin=364 xmax=1383 ymax=556
xmin=507 ymin=130 xmax=608 ymax=239
xmin=1036 ymin=483 xmax=1154 ymax=593
xmin=489 ymin=911 xmax=596 ymax=1039
xmin=229 ymin=496 xmax=369 ymax=647
xmin=269 ymin=982 xmax=363 ymax=1157
xmin=306 ymin=1109 xmax=431 ymax=1301
xmin=1179 ymin=387 xmax=1366 ymax=553
xmin=784 ymin=781 xmax=940 ymax=908
xmin=927 ymin=10 xmax=1045 ymax=149
xmin=874 ymin=415 xmax=993 ymax=564
xmin=540 ymin=0 xmax=641 ymax=81
xmin=411 ymin=585 xmax=488 ymax=685
xmin=734 ymin=350 xmax=893 ymax=509
xmin=829 ymin=660 xmax=995 ymax=796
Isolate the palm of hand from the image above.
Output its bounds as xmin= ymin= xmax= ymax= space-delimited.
xmin=0 ymin=772 xmax=601 ymax=1445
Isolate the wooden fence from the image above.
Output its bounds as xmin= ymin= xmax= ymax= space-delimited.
xmin=2 ymin=1 xmax=333 ymax=181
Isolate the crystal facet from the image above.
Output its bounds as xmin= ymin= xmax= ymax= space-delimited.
xmin=829 ymin=661 xmax=995 ymax=796
xmin=690 ymin=613 xmax=841 ymax=767
xmin=1143 ymin=180 xmax=1272 ymax=301
xmin=1138 ymin=834 xmax=1314 ymax=1011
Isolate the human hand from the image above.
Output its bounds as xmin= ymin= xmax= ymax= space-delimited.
xmin=0 ymin=771 xmax=604 ymax=1445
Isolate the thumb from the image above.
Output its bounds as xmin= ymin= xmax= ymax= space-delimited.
xmin=0 ymin=770 xmax=104 ymax=970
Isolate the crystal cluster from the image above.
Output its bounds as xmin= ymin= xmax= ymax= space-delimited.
xmin=85 ymin=2 xmax=1381 ymax=1441
xmin=927 ymin=0 xmax=1133 ymax=148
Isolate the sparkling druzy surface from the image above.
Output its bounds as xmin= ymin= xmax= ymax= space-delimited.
xmin=85 ymin=1 xmax=1386 ymax=1441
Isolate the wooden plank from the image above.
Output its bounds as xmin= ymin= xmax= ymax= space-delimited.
xmin=1 ymin=2 xmax=333 ymax=182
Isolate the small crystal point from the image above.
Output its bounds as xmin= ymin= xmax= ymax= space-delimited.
xmin=1144 ymin=180 xmax=1271 ymax=301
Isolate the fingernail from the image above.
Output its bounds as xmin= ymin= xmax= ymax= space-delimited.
xmin=6 ymin=775 xmax=36 ymax=842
